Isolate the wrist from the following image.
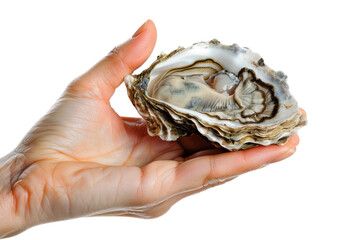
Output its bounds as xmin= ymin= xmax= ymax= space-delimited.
xmin=0 ymin=192 xmax=25 ymax=239
xmin=0 ymin=153 xmax=27 ymax=238
xmin=0 ymin=221 xmax=23 ymax=239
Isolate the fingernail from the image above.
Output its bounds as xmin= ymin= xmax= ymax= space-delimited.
xmin=269 ymin=147 xmax=296 ymax=164
xmin=132 ymin=20 xmax=148 ymax=38
xmin=285 ymin=148 xmax=295 ymax=158
xmin=280 ymin=148 xmax=295 ymax=162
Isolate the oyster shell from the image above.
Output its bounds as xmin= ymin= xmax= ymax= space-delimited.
xmin=125 ymin=40 xmax=306 ymax=150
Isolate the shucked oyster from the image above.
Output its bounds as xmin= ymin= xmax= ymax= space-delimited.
xmin=125 ymin=40 xmax=306 ymax=150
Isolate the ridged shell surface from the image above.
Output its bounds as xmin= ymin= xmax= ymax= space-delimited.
xmin=125 ymin=40 xmax=306 ymax=150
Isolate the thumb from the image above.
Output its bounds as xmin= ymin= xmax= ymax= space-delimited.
xmin=67 ymin=20 xmax=157 ymax=100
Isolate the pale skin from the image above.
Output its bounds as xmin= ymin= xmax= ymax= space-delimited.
xmin=0 ymin=20 xmax=304 ymax=238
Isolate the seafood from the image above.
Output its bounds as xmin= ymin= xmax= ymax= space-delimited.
xmin=125 ymin=40 xmax=306 ymax=150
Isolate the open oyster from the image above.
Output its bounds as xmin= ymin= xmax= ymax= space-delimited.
xmin=125 ymin=40 xmax=306 ymax=150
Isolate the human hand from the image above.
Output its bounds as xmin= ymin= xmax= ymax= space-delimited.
xmin=0 ymin=20 xmax=302 ymax=238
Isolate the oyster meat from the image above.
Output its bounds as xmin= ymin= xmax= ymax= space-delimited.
xmin=125 ymin=40 xmax=306 ymax=150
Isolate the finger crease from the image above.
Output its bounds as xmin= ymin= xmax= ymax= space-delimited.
xmin=204 ymin=156 xmax=216 ymax=186
xmin=117 ymin=52 xmax=132 ymax=75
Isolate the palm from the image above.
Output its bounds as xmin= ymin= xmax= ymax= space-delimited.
xmin=29 ymin=95 xmax=184 ymax=166
xmin=11 ymin=92 xmax=210 ymax=223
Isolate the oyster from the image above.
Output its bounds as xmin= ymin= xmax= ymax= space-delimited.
xmin=125 ymin=40 xmax=306 ymax=150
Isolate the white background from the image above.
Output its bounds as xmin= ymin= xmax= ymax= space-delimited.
xmin=1 ymin=0 xmax=359 ymax=239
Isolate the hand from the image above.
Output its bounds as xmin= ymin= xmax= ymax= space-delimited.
xmin=0 ymin=20 xmax=302 ymax=238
